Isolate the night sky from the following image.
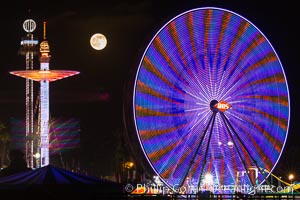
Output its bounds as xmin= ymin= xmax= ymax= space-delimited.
xmin=0 ymin=1 xmax=298 ymax=181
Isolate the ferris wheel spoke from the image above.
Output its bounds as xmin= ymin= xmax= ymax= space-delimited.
xmin=230 ymin=117 xmax=274 ymax=170
xmin=231 ymin=107 xmax=283 ymax=159
xmin=218 ymin=79 xmax=240 ymax=101
xmin=167 ymin=22 xmax=203 ymax=92
xmin=220 ymin=112 xmax=271 ymax=186
xmin=178 ymin=112 xmax=215 ymax=187
xmin=142 ymin=56 xmax=186 ymax=95
xmin=220 ymin=112 xmax=255 ymax=187
xmin=197 ymin=112 xmax=216 ymax=189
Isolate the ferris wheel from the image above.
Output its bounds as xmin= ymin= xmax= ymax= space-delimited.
xmin=132 ymin=7 xmax=290 ymax=192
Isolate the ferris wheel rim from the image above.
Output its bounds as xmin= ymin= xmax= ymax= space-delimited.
xmin=132 ymin=7 xmax=290 ymax=192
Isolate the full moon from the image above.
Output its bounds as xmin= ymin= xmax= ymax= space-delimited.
xmin=90 ymin=33 xmax=107 ymax=50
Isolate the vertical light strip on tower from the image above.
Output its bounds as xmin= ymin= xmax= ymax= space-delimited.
xmin=39 ymin=22 xmax=51 ymax=166
xmin=19 ymin=19 xmax=38 ymax=168
xmin=11 ymin=21 xmax=80 ymax=167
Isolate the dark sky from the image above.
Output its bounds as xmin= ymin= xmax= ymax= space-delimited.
xmin=0 ymin=1 xmax=298 ymax=179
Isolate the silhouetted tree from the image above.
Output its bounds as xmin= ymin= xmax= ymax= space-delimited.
xmin=0 ymin=122 xmax=10 ymax=167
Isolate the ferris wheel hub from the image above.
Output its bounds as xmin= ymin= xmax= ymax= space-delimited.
xmin=210 ymin=99 xmax=219 ymax=112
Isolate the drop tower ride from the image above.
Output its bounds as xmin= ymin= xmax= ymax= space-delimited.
xmin=11 ymin=22 xmax=79 ymax=167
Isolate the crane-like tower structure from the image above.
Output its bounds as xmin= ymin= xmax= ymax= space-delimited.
xmin=18 ymin=19 xmax=39 ymax=168
xmin=11 ymin=22 xmax=79 ymax=167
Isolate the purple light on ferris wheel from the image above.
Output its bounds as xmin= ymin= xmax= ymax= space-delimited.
xmin=133 ymin=7 xmax=289 ymax=193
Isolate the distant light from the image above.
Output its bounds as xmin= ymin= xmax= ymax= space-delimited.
xmin=227 ymin=141 xmax=233 ymax=146
xmin=34 ymin=152 xmax=40 ymax=158
xmin=129 ymin=162 xmax=134 ymax=168
xmin=21 ymin=40 xmax=38 ymax=45
xmin=153 ymin=175 xmax=163 ymax=186
xmin=90 ymin=33 xmax=107 ymax=50
xmin=289 ymin=174 xmax=294 ymax=181
xmin=125 ymin=161 xmax=134 ymax=169
xmin=204 ymin=173 xmax=213 ymax=185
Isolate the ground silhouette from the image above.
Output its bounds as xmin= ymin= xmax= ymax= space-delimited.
xmin=0 ymin=149 xmax=32 ymax=178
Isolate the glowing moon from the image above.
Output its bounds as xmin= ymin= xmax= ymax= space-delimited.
xmin=90 ymin=33 xmax=107 ymax=50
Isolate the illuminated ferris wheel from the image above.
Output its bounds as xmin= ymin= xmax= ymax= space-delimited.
xmin=132 ymin=7 xmax=290 ymax=192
